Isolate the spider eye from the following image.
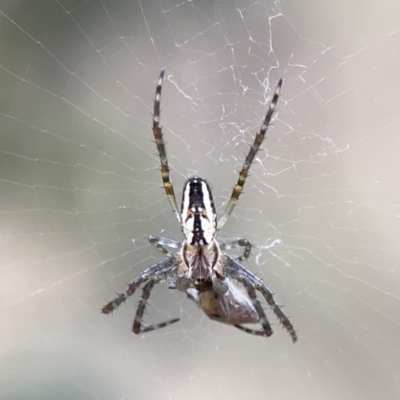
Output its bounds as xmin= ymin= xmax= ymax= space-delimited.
xmin=181 ymin=178 xmax=217 ymax=245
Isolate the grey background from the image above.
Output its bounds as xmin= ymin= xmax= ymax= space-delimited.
xmin=1 ymin=0 xmax=400 ymax=399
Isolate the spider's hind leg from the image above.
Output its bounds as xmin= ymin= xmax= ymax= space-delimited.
xmin=217 ymin=79 xmax=283 ymax=231
xmin=152 ymin=70 xmax=181 ymax=223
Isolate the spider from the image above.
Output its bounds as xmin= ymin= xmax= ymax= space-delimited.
xmin=102 ymin=70 xmax=297 ymax=343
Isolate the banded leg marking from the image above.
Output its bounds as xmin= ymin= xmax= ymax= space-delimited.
xmin=218 ymin=79 xmax=283 ymax=230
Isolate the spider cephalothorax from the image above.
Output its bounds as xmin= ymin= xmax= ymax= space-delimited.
xmin=102 ymin=70 xmax=297 ymax=343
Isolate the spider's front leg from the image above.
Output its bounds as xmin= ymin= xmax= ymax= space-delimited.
xmin=133 ymin=279 xmax=180 ymax=333
xmin=221 ymin=254 xmax=297 ymax=343
xmin=101 ymin=254 xmax=180 ymax=314
xmin=227 ymin=267 xmax=274 ymax=337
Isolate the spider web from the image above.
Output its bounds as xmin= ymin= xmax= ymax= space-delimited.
xmin=1 ymin=0 xmax=400 ymax=399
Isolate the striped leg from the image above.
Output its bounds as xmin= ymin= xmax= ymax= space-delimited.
xmin=231 ymin=272 xmax=274 ymax=338
xmin=219 ymin=238 xmax=253 ymax=261
xmin=234 ymin=324 xmax=267 ymax=336
xmin=218 ymin=79 xmax=283 ymax=230
xmin=222 ymin=255 xmax=297 ymax=343
xmin=148 ymin=235 xmax=181 ymax=257
xmin=133 ymin=279 xmax=180 ymax=334
xmin=257 ymin=282 xmax=297 ymax=343
xmin=152 ymin=70 xmax=181 ymax=223
xmin=101 ymin=254 xmax=179 ymax=314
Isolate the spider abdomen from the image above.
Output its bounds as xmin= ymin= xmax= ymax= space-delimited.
xmin=180 ymin=177 xmax=217 ymax=245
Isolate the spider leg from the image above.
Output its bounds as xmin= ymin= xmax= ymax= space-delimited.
xmin=218 ymin=79 xmax=282 ymax=231
xmin=232 ymin=271 xmax=274 ymax=337
xmin=133 ymin=279 xmax=180 ymax=333
xmin=149 ymin=235 xmax=181 ymax=256
xmin=101 ymin=254 xmax=180 ymax=314
xmin=152 ymin=70 xmax=181 ymax=223
xmin=219 ymin=238 xmax=253 ymax=261
xmin=234 ymin=324 xmax=267 ymax=337
xmin=222 ymin=254 xmax=297 ymax=343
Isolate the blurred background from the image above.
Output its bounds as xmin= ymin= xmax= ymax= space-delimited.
xmin=1 ymin=0 xmax=400 ymax=399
